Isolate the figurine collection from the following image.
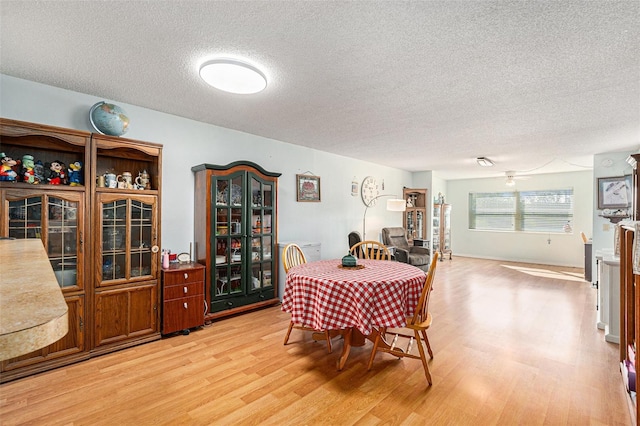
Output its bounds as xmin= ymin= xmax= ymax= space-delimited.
xmin=0 ymin=152 xmax=83 ymax=185
xmin=97 ymin=169 xmax=150 ymax=190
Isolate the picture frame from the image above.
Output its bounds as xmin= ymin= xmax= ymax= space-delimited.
xmin=296 ymin=174 xmax=321 ymax=202
xmin=597 ymin=175 xmax=632 ymax=209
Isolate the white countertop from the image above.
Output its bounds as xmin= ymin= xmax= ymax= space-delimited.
xmin=0 ymin=239 xmax=68 ymax=361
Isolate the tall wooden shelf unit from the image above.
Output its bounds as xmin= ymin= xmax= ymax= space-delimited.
xmin=0 ymin=118 xmax=162 ymax=382
xmin=433 ymin=202 xmax=452 ymax=260
xmin=620 ymin=153 xmax=640 ymax=422
xmin=402 ymin=187 xmax=427 ymax=246
xmin=192 ymin=162 xmax=280 ymax=321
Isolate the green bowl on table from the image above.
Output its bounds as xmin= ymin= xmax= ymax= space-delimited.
xmin=341 ymin=253 xmax=357 ymax=267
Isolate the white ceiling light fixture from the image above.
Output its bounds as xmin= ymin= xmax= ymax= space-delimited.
xmin=199 ymin=58 xmax=267 ymax=94
xmin=476 ymin=157 xmax=494 ymax=167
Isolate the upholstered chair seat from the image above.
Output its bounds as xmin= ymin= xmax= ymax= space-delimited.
xmin=381 ymin=227 xmax=430 ymax=272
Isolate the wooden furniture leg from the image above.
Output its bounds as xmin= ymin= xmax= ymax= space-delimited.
xmin=337 ymin=328 xmax=353 ymax=370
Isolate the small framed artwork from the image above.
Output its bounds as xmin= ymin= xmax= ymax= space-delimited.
xmin=597 ymin=175 xmax=632 ymax=209
xmin=351 ymin=178 xmax=359 ymax=196
xmin=296 ymin=174 xmax=321 ymax=202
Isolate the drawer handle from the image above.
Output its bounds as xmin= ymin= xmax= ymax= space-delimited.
xmin=184 ymin=273 xmax=188 ymax=280
xmin=184 ymin=286 xmax=188 ymax=294
xmin=183 ymin=302 xmax=188 ymax=309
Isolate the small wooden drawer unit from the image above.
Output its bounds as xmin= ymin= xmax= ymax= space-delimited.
xmin=161 ymin=263 xmax=205 ymax=335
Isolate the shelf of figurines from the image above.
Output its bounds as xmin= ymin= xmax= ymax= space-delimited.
xmin=599 ymin=208 xmax=630 ymax=224
xmin=0 ymin=180 xmax=85 ymax=191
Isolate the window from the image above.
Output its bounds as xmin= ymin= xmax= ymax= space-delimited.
xmin=469 ymin=189 xmax=573 ymax=233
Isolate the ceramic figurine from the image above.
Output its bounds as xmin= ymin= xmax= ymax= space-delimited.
xmin=135 ymin=169 xmax=150 ymax=190
xmin=34 ymin=160 xmax=45 ymax=183
xmin=59 ymin=161 xmax=68 ymax=185
xmin=0 ymin=153 xmax=18 ymax=182
xmin=68 ymin=161 xmax=83 ymax=186
xmin=21 ymin=155 xmax=36 ymax=184
xmin=46 ymin=160 xmax=66 ymax=184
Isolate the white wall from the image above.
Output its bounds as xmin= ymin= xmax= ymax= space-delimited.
xmin=591 ymin=151 xmax=634 ymax=276
xmin=0 ymin=74 xmax=412 ymax=259
xmin=2 ymin=74 xmax=622 ymax=269
xmin=445 ymin=170 xmax=593 ymax=267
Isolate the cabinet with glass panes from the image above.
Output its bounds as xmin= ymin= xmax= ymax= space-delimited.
xmin=403 ymin=187 xmax=428 ymax=245
xmin=0 ymin=118 xmax=163 ymax=382
xmin=91 ymin=133 xmax=162 ymax=353
xmin=0 ymin=118 xmax=91 ymax=381
xmin=192 ymin=161 xmax=280 ymax=321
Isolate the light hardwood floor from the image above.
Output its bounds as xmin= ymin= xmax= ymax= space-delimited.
xmin=0 ymin=257 xmax=632 ymax=425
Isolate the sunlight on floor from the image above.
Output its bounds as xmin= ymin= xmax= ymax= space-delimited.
xmin=500 ymin=264 xmax=586 ymax=282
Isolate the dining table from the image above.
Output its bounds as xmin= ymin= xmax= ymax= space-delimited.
xmin=281 ymin=258 xmax=426 ymax=370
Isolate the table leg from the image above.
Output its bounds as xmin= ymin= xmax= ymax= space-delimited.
xmin=311 ymin=329 xmax=340 ymax=342
xmin=337 ymin=328 xmax=353 ymax=370
xmin=314 ymin=327 xmax=394 ymax=370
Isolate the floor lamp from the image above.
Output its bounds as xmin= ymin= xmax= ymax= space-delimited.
xmin=362 ymin=195 xmax=407 ymax=240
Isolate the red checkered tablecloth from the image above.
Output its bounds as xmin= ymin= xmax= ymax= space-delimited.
xmin=281 ymin=259 xmax=426 ymax=336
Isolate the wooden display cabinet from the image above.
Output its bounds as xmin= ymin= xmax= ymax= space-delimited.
xmin=0 ymin=118 xmax=162 ymax=382
xmin=619 ymin=225 xmax=639 ymax=424
xmin=91 ymin=134 xmax=162 ymax=353
xmin=161 ymin=263 xmax=205 ymax=335
xmin=192 ymin=161 xmax=280 ymax=321
xmin=403 ymin=187 xmax=427 ymax=245
xmin=433 ymin=202 xmax=452 ymax=261
xmin=0 ymin=118 xmax=91 ymax=381
xmin=620 ymin=153 xmax=640 ymax=422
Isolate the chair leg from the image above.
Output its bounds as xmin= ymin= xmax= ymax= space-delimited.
xmin=421 ymin=329 xmax=433 ymax=359
xmin=367 ymin=327 xmax=385 ymax=371
xmin=415 ymin=330 xmax=432 ymax=385
xmin=283 ymin=321 xmax=295 ymax=345
xmin=324 ymin=330 xmax=332 ymax=353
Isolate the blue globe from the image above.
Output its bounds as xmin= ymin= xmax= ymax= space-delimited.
xmin=89 ymin=101 xmax=130 ymax=136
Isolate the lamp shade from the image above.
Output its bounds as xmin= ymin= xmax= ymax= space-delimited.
xmin=386 ymin=199 xmax=407 ymax=212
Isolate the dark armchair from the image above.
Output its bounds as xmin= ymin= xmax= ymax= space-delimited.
xmin=348 ymin=231 xmax=363 ymax=257
xmin=381 ymin=227 xmax=430 ymax=272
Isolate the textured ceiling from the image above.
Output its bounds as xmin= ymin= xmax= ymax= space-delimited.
xmin=1 ymin=1 xmax=638 ymax=179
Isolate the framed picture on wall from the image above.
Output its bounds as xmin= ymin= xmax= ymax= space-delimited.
xmin=296 ymin=174 xmax=321 ymax=202
xmin=598 ymin=175 xmax=632 ymax=209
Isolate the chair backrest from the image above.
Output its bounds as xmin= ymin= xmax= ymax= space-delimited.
xmin=409 ymin=252 xmax=439 ymax=326
xmin=381 ymin=227 xmax=410 ymax=251
xmin=350 ymin=240 xmax=391 ymax=260
xmin=348 ymin=231 xmax=362 ymax=250
xmin=283 ymin=243 xmax=307 ymax=273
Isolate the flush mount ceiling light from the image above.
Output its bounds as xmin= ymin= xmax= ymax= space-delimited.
xmin=476 ymin=157 xmax=494 ymax=167
xmin=199 ymin=59 xmax=267 ymax=94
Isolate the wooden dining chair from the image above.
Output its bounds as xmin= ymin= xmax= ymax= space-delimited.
xmin=367 ymin=251 xmax=439 ymax=385
xmin=282 ymin=243 xmax=332 ymax=353
xmin=283 ymin=242 xmax=307 ymax=273
xmin=349 ymin=240 xmax=391 ymax=260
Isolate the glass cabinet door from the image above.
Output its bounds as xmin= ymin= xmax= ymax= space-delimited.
xmin=97 ymin=194 xmax=157 ymax=285
xmin=6 ymin=192 xmax=83 ymax=289
xmin=442 ymin=204 xmax=452 ymax=252
xmin=213 ymin=171 xmax=245 ymax=298
xmin=250 ymin=174 xmax=274 ymax=292
xmin=210 ymin=171 xmax=275 ymax=303
xmin=432 ymin=204 xmax=441 ymax=253
xmin=416 ymin=210 xmax=424 ymax=239
xmin=405 ymin=210 xmax=415 ymax=239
